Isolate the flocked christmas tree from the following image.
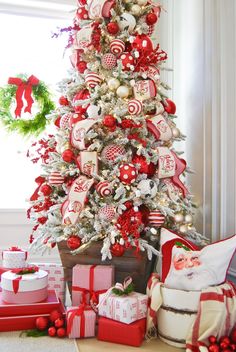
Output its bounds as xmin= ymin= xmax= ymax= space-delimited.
xmin=28 ymin=0 xmax=207 ymax=260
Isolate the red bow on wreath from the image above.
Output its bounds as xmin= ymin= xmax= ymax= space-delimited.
xmin=8 ymin=75 xmax=39 ymax=118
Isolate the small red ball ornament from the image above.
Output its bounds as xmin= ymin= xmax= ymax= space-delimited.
xmin=40 ymin=184 xmax=52 ymax=196
xmin=111 ymin=242 xmax=125 ymax=257
xmin=76 ymin=6 xmax=89 ymax=20
xmin=162 ymin=99 xmax=176 ymax=114
xmin=146 ymin=13 xmax=158 ymax=25
xmin=118 ymin=163 xmax=137 ymax=184
xmin=48 ymin=326 xmax=57 ymax=337
xmin=59 ymin=96 xmax=69 ymax=106
xmin=107 ymin=22 xmax=119 ymax=35
xmin=67 ymin=235 xmax=82 ymax=250
xmin=77 ymin=61 xmax=87 ymax=73
xmin=35 ymin=316 xmax=49 ymax=331
xmin=57 ymin=327 xmax=66 ymax=338
xmin=103 ymin=115 xmax=116 ymax=128
xmin=220 ymin=336 xmax=231 ymax=347
xmin=132 ymin=34 xmax=153 ymax=54
xmin=50 ymin=310 xmax=62 ymax=323
xmin=208 ymin=344 xmax=220 ymax=352
xmin=62 ymin=149 xmax=74 ymax=163
xmin=230 ymin=344 xmax=236 ymax=351
xmin=231 ymin=328 xmax=236 ymax=343
xmin=208 ymin=336 xmax=217 ymax=345
xmin=54 ymin=318 xmax=65 ymax=328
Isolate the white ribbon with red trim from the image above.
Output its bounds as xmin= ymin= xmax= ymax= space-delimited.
xmin=133 ymin=79 xmax=157 ymax=101
xmin=147 ymin=115 xmax=172 ymax=141
xmin=70 ymin=119 xmax=97 ymax=150
xmin=76 ymin=151 xmax=98 ymax=177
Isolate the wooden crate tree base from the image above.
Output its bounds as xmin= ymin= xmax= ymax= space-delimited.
xmin=58 ymin=241 xmax=157 ymax=294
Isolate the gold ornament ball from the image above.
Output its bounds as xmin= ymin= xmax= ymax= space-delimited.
xmin=131 ymin=4 xmax=141 ymax=15
xmin=185 ymin=214 xmax=193 ymax=223
xmin=116 ymin=85 xmax=130 ymax=98
xmin=174 ymin=213 xmax=184 ymax=223
xmin=136 ymin=0 xmax=148 ymax=5
xmin=172 ymin=127 xmax=180 ymax=138
xmin=179 ymin=224 xmax=188 ymax=233
xmin=108 ymin=78 xmax=120 ymax=91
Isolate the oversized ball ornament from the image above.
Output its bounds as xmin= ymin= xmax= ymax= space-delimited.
xmin=86 ymin=104 xmax=103 ymax=119
xmin=98 ymin=204 xmax=116 ymax=221
xmin=102 ymin=53 xmax=117 ymax=70
xmin=60 ymin=114 xmax=71 ymax=129
xmin=48 ymin=172 xmax=64 ymax=186
xmin=107 ymin=22 xmax=120 ymax=35
xmin=148 ymin=211 xmax=165 ymax=227
xmin=132 ymin=34 xmax=153 ymax=53
xmin=96 ymin=181 xmax=113 ymax=197
xmin=101 ymin=144 xmax=126 ymax=165
xmin=174 ymin=213 xmax=184 ymax=223
xmin=76 ymin=6 xmax=89 ymax=20
xmin=128 ymin=99 xmax=143 ymax=115
xmin=116 ymin=85 xmax=130 ymax=98
xmin=118 ymin=163 xmax=137 ymax=184
xmin=110 ymin=39 xmax=125 ymax=55
xmin=118 ymin=13 xmax=136 ymax=33
xmin=67 ymin=235 xmax=81 ymax=250
xmin=120 ymin=52 xmax=135 ymax=71
xmin=185 ymin=214 xmax=193 ymax=223
xmin=107 ymin=77 xmax=120 ymax=90
xmin=172 ymin=127 xmax=180 ymax=138
xmin=131 ymin=4 xmax=141 ymax=16
xmin=137 ymin=179 xmax=157 ymax=198
xmin=85 ymin=72 xmax=102 ymax=88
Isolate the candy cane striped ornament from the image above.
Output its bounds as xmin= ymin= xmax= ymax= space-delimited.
xmin=148 ymin=211 xmax=165 ymax=227
xmin=128 ymin=99 xmax=143 ymax=115
xmin=85 ymin=72 xmax=102 ymax=89
xmin=110 ymin=39 xmax=125 ymax=55
xmin=96 ymin=181 xmax=113 ymax=197
xmin=48 ymin=172 xmax=64 ymax=186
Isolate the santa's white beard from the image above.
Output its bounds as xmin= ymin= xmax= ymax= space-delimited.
xmin=164 ymin=264 xmax=217 ymax=291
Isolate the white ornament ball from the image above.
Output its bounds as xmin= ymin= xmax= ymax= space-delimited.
xmin=110 ymin=39 xmax=125 ymax=55
xmin=96 ymin=181 xmax=113 ymax=197
xmin=137 ymin=179 xmax=157 ymax=198
xmin=131 ymin=4 xmax=141 ymax=16
xmin=128 ymin=99 xmax=143 ymax=115
xmin=137 ymin=0 xmax=148 ymax=5
xmin=101 ymin=144 xmax=126 ymax=165
xmin=86 ymin=104 xmax=103 ymax=119
xmin=172 ymin=127 xmax=180 ymax=138
xmin=98 ymin=205 xmax=116 ymax=221
xmin=185 ymin=214 xmax=193 ymax=223
xmin=102 ymin=53 xmax=117 ymax=70
xmin=107 ymin=78 xmax=120 ymax=91
xmin=179 ymin=224 xmax=188 ymax=233
xmin=116 ymin=85 xmax=129 ymax=98
xmin=174 ymin=213 xmax=184 ymax=223
xmin=118 ymin=13 xmax=136 ymax=33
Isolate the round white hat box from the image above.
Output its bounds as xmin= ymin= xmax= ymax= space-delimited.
xmin=157 ymin=286 xmax=201 ymax=348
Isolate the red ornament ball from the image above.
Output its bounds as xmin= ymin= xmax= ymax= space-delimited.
xmin=231 ymin=328 xmax=236 ymax=343
xmin=54 ymin=116 xmax=61 ymax=128
xmin=50 ymin=309 xmax=62 ymax=323
xmin=54 ymin=318 xmax=64 ymax=328
xmin=230 ymin=344 xmax=236 ymax=351
xmin=40 ymin=184 xmax=52 ymax=196
xmin=208 ymin=344 xmax=220 ymax=352
xmin=162 ymin=98 xmax=176 ymax=114
xmin=102 ymin=53 xmax=117 ymax=70
xmin=35 ymin=316 xmax=49 ymax=331
xmin=98 ymin=205 xmax=116 ymax=221
xmin=103 ymin=115 xmax=116 ymax=128
xmin=48 ymin=326 xmax=57 ymax=337
xmin=132 ymin=34 xmax=153 ymax=54
xmin=101 ymin=144 xmax=126 ymax=165
xmin=120 ymin=52 xmax=135 ymax=71
xmin=59 ymin=96 xmax=69 ymax=106
xmin=57 ymin=327 xmax=66 ymax=338
xmin=118 ymin=163 xmax=137 ymax=184
xmin=132 ymin=155 xmax=156 ymax=176
xmin=146 ymin=13 xmax=158 ymax=25
xmin=77 ymin=61 xmax=87 ymax=73
xmin=76 ymin=6 xmax=89 ymax=20
xmin=148 ymin=211 xmax=165 ymax=227
xmin=220 ymin=336 xmax=231 ymax=347
xmin=67 ymin=235 xmax=82 ymax=250
xmin=62 ymin=149 xmax=74 ymax=163
xmin=107 ymin=22 xmax=119 ymax=35
xmin=111 ymin=242 xmax=125 ymax=257
xmin=208 ymin=336 xmax=217 ymax=345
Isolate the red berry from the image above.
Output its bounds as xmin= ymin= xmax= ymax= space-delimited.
xmin=77 ymin=61 xmax=87 ymax=73
xmin=67 ymin=235 xmax=81 ymax=250
xmin=54 ymin=116 xmax=61 ymax=128
xmin=231 ymin=329 xmax=236 ymax=343
xmin=220 ymin=342 xmax=230 ymax=350
xmin=230 ymin=344 xmax=236 ymax=351
xmin=111 ymin=242 xmax=125 ymax=257
xmin=146 ymin=13 xmax=158 ymax=25
xmin=208 ymin=344 xmax=220 ymax=352
xmin=59 ymin=96 xmax=69 ymax=106
xmin=50 ymin=310 xmax=62 ymax=323
xmin=93 ymin=33 xmax=100 ymax=42
xmin=57 ymin=327 xmax=66 ymax=338
xmin=35 ymin=316 xmax=49 ymax=331
xmin=103 ymin=115 xmax=116 ymax=128
xmin=40 ymin=184 xmax=52 ymax=196
xmin=48 ymin=326 xmax=57 ymax=337
xmin=62 ymin=149 xmax=74 ymax=163
xmin=107 ymin=22 xmax=119 ymax=35
xmin=208 ymin=336 xmax=217 ymax=344
xmin=54 ymin=318 xmax=64 ymax=328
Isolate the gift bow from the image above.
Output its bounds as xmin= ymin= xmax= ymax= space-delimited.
xmin=30 ymin=176 xmax=46 ymax=201
xmin=8 ymin=75 xmax=39 ymax=118
xmin=9 ymin=246 xmax=21 ymax=251
xmin=67 ymin=305 xmax=93 ymax=337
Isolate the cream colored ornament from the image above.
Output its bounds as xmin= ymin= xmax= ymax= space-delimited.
xmin=116 ymin=85 xmax=129 ymax=98
xmin=118 ymin=13 xmax=136 ymax=33
xmin=174 ymin=213 xmax=184 ymax=223
xmin=136 ymin=0 xmax=148 ymax=5
xmin=185 ymin=214 xmax=193 ymax=223
xmin=108 ymin=78 xmax=120 ymax=90
xmin=179 ymin=224 xmax=188 ymax=233
xmin=131 ymin=4 xmax=141 ymax=15
xmin=172 ymin=127 xmax=180 ymax=138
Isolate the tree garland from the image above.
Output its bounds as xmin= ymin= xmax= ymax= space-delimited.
xmin=0 ymin=74 xmax=55 ymax=136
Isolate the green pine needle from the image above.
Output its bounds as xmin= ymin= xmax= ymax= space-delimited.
xmin=112 ymin=283 xmax=135 ymax=296
xmin=20 ymin=329 xmax=48 ymax=337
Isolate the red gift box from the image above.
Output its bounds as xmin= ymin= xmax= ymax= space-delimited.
xmin=0 ymin=301 xmax=66 ymax=332
xmin=0 ymin=289 xmax=60 ymax=317
xmin=97 ymin=317 xmax=146 ymax=347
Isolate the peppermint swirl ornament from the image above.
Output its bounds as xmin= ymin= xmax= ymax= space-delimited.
xmin=148 ymin=211 xmax=165 ymax=227
xmin=48 ymin=172 xmax=64 ymax=186
xmin=85 ymin=72 xmax=102 ymax=89
xmin=110 ymin=39 xmax=125 ymax=55
xmin=96 ymin=181 xmax=113 ymax=197
xmin=128 ymin=99 xmax=143 ymax=115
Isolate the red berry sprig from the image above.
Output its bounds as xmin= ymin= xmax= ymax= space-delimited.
xmin=207 ymin=330 xmax=236 ymax=352
xmin=33 ymin=309 xmax=66 ymax=338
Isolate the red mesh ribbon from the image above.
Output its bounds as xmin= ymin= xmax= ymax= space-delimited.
xmin=67 ymin=305 xmax=93 ymax=337
xmin=8 ymin=75 xmax=39 ymax=118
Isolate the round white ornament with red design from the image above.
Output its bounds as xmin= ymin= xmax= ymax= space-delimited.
xmin=118 ymin=163 xmax=137 ymax=184
xmin=118 ymin=13 xmax=136 ymax=33
xmin=98 ymin=204 xmax=116 ymax=221
xmin=148 ymin=211 xmax=165 ymax=227
xmin=128 ymin=99 xmax=143 ymax=115
xmin=102 ymin=53 xmax=117 ymax=70
xmin=85 ymin=72 xmax=102 ymax=89
xmin=96 ymin=181 xmax=113 ymax=197
xmin=48 ymin=172 xmax=64 ymax=186
xmin=120 ymin=52 xmax=135 ymax=71
xmin=101 ymin=144 xmax=126 ymax=165
xmin=60 ymin=114 xmax=71 ymax=129
xmin=110 ymin=39 xmax=125 ymax=55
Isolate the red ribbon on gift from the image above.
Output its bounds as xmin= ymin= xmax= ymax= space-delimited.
xmin=67 ymin=305 xmax=93 ymax=337
xmin=12 ymin=276 xmax=22 ymax=294
xmin=30 ymin=176 xmax=46 ymax=201
xmin=8 ymin=75 xmax=39 ymax=118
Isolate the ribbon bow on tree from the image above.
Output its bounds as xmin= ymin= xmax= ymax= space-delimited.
xmin=8 ymin=75 xmax=39 ymax=118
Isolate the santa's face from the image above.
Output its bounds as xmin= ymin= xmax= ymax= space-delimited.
xmin=173 ymin=252 xmax=201 ymax=271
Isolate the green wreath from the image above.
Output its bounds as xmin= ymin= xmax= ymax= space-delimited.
xmin=0 ymin=74 xmax=55 ymax=136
